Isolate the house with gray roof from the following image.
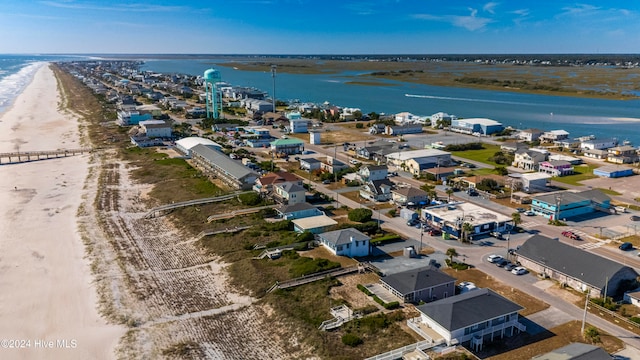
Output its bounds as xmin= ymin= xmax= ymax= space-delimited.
xmin=412 ymin=288 xmax=525 ymax=351
xmin=391 ymin=187 xmax=429 ymax=206
xmin=532 ymin=342 xmax=612 ymax=360
xmin=274 ymin=182 xmax=306 ymax=205
xmin=316 ymin=228 xmax=370 ymax=257
xmin=190 ymin=144 xmax=259 ymax=190
xmin=531 ymin=189 xmax=610 ymax=220
xmin=360 ymin=178 xmax=394 ymax=202
xmin=276 ymin=202 xmax=323 ymax=220
xmin=516 ymin=235 xmax=638 ymax=297
xmin=380 ymin=267 xmax=456 ymax=304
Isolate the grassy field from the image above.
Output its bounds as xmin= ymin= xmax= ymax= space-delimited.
xmin=550 ymin=163 xmax=599 ymax=186
xmin=450 ymin=144 xmax=503 ymax=166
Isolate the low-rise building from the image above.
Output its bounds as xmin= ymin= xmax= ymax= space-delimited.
xmin=517 ymin=128 xmax=544 ymax=142
xmin=254 ymin=171 xmax=302 ymax=194
xmin=360 ymin=179 xmax=394 ymax=202
xmin=276 ymin=202 xmax=323 ymax=220
xmin=412 ymin=288 xmax=525 ymax=350
xmin=518 ymin=172 xmax=551 ymax=193
xmin=190 ymin=144 xmax=259 ymax=190
xmin=358 ymin=164 xmax=388 ymax=182
xmin=540 ymin=130 xmax=570 ymax=143
xmin=538 ymin=160 xmax=574 ymax=177
xmin=299 ymin=158 xmax=322 ymax=172
xmin=516 ymin=235 xmax=638 ymax=297
xmin=175 ymin=136 xmax=222 ymax=157
xmin=530 ymin=189 xmax=610 ymax=220
xmin=385 ymin=124 xmax=423 ymax=136
xmin=422 ymin=202 xmax=512 ymax=239
xmin=317 ymin=228 xmax=370 ymax=258
xmin=270 ymin=138 xmax=304 ymax=155
xmin=594 ymin=165 xmax=634 ymax=178
xmin=274 ymin=182 xmax=306 ymax=205
xmin=450 ymin=118 xmax=503 ymax=135
xmin=380 ymin=268 xmax=456 ymax=304
xmin=512 ymin=149 xmax=548 ymax=171
xmin=580 ymin=137 xmax=618 ymax=151
xmin=139 ymin=120 xmax=172 ymax=138
xmin=291 ymin=215 xmax=337 ymax=234
xmin=117 ymin=111 xmax=153 ymax=126
xmin=532 ymin=343 xmax=612 ymax=360
xmin=583 ymin=148 xmax=608 ymax=159
xmin=391 ymin=187 xmax=429 ymax=206
xmin=607 ymin=145 xmax=639 ymax=164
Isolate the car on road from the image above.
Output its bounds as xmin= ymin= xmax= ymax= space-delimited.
xmin=516 ymin=208 xmax=526 ymax=213
xmin=489 ymin=231 xmax=503 ymax=240
xmin=504 ymin=263 xmax=517 ymax=271
xmin=487 ymin=254 xmax=503 ymax=263
xmin=467 ymin=188 xmax=479 ymax=196
xmin=462 ymin=163 xmax=476 ymax=168
xmin=406 ymin=219 xmax=419 ymax=227
xmin=562 ymin=231 xmax=581 ymax=240
xmin=322 ymin=179 xmax=331 ymax=184
xmin=619 ymin=242 xmax=633 ymax=251
xmin=427 ymin=229 xmax=442 ymax=236
xmin=524 ymin=210 xmax=535 ymax=216
xmin=511 ymin=266 xmax=528 ymax=275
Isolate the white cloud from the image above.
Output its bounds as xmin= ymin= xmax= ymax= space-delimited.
xmin=412 ymin=7 xmax=492 ymax=31
xmin=483 ymin=2 xmax=498 ymax=14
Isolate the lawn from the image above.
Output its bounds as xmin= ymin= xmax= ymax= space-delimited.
xmin=449 ymin=144 xmax=503 ymax=167
xmin=550 ymin=163 xmax=599 ymax=186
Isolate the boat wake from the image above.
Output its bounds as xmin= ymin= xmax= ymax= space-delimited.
xmin=405 ymin=93 xmax=532 ymax=106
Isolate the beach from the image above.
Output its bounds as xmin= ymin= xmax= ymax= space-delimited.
xmin=0 ymin=64 xmax=123 ymax=359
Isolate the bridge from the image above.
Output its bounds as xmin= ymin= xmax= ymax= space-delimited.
xmin=0 ymin=148 xmax=93 ymax=165
xmin=144 ymin=191 xmax=253 ymax=218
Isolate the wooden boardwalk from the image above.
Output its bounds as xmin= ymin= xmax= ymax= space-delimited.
xmin=144 ymin=191 xmax=252 ymax=218
xmin=0 ymin=148 xmax=92 ymax=165
xmin=206 ymin=204 xmax=278 ymax=222
xmin=267 ymin=264 xmax=366 ymax=293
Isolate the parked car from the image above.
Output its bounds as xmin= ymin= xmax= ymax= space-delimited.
xmin=562 ymin=231 xmax=581 ymax=240
xmin=322 ymin=179 xmax=331 ymax=184
xmin=504 ymin=263 xmax=517 ymax=271
xmin=512 ymin=267 xmax=528 ymax=275
xmin=490 ymin=231 xmax=503 ymax=240
xmin=487 ymin=254 xmax=503 ymax=263
xmin=407 ymin=219 xmax=419 ymax=227
xmin=619 ymin=242 xmax=633 ymax=251
xmin=495 ymin=259 xmax=509 ymax=267
xmin=516 ymin=208 xmax=526 ymax=213
xmin=524 ymin=210 xmax=535 ymax=216
xmin=427 ymin=229 xmax=442 ymax=236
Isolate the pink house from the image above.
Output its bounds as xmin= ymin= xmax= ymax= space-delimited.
xmin=538 ymin=160 xmax=573 ymax=177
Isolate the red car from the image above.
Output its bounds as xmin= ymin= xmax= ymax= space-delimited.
xmin=562 ymin=231 xmax=581 ymax=240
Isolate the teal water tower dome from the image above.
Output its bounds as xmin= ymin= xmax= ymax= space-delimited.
xmin=204 ymin=68 xmax=222 ymax=119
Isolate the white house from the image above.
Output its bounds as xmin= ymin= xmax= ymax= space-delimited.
xmin=358 ymin=165 xmax=388 ymax=182
xmin=316 ymin=228 xmax=370 ymax=258
xmin=139 ymin=120 xmax=172 ymax=138
xmin=580 ymin=138 xmax=618 ymax=151
xmin=274 ymin=182 xmax=306 ymax=205
xmin=411 ymin=288 xmax=525 ymax=351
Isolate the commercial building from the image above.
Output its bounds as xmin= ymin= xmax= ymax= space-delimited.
xmin=530 ymin=189 xmax=611 ymax=220
xmin=593 ymin=165 xmax=634 ymax=178
xmin=175 ymin=136 xmax=222 ymax=157
xmin=421 ymin=202 xmax=512 ymax=239
xmin=190 ymin=144 xmax=259 ymax=190
xmin=450 ymin=118 xmax=503 ymax=135
xmin=516 ymin=235 xmax=638 ymax=297
xmin=270 ymin=138 xmax=304 ymax=155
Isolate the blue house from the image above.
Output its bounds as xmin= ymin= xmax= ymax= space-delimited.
xmin=531 ymin=189 xmax=610 ymax=220
xmin=276 ymin=202 xmax=323 ymax=220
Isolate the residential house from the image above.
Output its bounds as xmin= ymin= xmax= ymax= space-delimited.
xmin=411 ymin=288 xmax=525 ymax=350
xmin=190 ymin=144 xmax=259 ymax=190
xmin=368 ymin=123 xmax=387 ymax=135
xmin=289 ymin=118 xmax=309 ymax=134
xmin=518 ymin=172 xmax=551 ymax=193
xmin=299 ymin=158 xmax=322 ymax=172
xmin=274 ymin=182 xmax=306 ymax=205
xmin=580 ymin=138 xmax=618 ymax=151
xmin=424 ymin=166 xmax=457 ymax=181
xmin=260 ymin=111 xmax=288 ymax=125
xmin=116 ymin=111 xmax=152 ymax=126
xmin=517 ymin=128 xmax=544 ymax=142
xmin=548 ymin=154 xmax=582 ymax=165
xmin=395 ymin=112 xmax=428 ymax=124
xmin=360 ymin=179 xmax=394 ymax=202
xmin=276 ymin=202 xmax=323 ymax=220
xmin=356 ymin=141 xmax=400 ymax=162
xmin=270 ymin=138 xmax=304 ymax=155
xmin=583 ymin=148 xmax=608 ymax=160
xmin=500 ymin=141 xmax=528 ymax=154
xmin=540 ymin=130 xmax=570 ymax=143
xmin=358 ymin=164 xmax=388 ymax=182
xmin=530 ymin=189 xmax=610 ymax=220
xmin=516 ymin=235 xmax=638 ymax=297
xmin=292 ymin=215 xmax=337 ymax=234
xmin=391 ymin=187 xmax=429 ymax=206
xmin=386 ymin=149 xmax=452 ymax=172
xmin=512 ymin=149 xmax=548 ymax=171
xmin=316 ymin=228 xmax=370 ymax=258
xmin=593 ymin=165 xmax=634 ymax=178
xmin=538 ymin=160 xmax=574 ymax=177
xmin=422 ymin=202 xmax=512 ymax=239
xmin=430 ymin=112 xmax=456 ymax=128
xmin=384 ymin=124 xmax=423 ymax=136
xmin=254 ymin=171 xmax=302 ymax=194
xmin=320 ymin=156 xmax=348 ymax=174
xmin=532 ymin=343 xmax=612 ymax=360
xmin=212 ymin=123 xmax=241 ymax=132
xmin=607 ymin=145 xmax=639 ymax=164
xmin=139 ymin=120 xmax=172 ymax=138
xmin=380 ymin=268 xmax=456 ymax=303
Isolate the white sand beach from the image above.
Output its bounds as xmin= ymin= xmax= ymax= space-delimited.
xmin=0 ymin=65 xmax=123 ymax=359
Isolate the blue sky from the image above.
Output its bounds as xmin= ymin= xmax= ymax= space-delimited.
xmin=1 ymin=0 xmax=639 ymax=54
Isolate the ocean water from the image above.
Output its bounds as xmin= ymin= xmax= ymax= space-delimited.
xmin=140 ymin=58 xmax=640 ymax=146
xmin=0 ymin=55 xmax=86 ymax=115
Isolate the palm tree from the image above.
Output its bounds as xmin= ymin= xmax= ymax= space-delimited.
xmin=446 ymin=248 xmax=459 ymax=263
xmin=446 ymin=187 xmax=454 ymax=202
xmin=462 ymin=222 xmax=474 ymax=242
xmin=511 ymin=212 xmax=522 ymax=231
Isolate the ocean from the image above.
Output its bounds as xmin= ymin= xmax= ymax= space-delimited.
xmin=140 ymin=58 xmax=640 ymax=146
xmin=0 ymin=54 xmax=86 ymax=115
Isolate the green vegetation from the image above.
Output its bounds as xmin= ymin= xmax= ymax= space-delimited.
xmin=455 ymin=77 xmax=563 ymax=92
xmin=238 ymin=192 xmax=262 ymax=206
xmin=370 ymin=234 xmax=401 ymax=245
xmin=357 ymin=284 xmax=373 ymax=296
xmin=448 ymin=144 xmax=502 ymax=166
xmin=342 ymin=333 xmax=363 ymax=347
xmin=445 ymin=259 xmax=470 ymax=270
xmin=347 ymin=208 xmax=373 ymax=223
xmin=596 ymin=187 xmax=622 ymax=196
xmin=550 ymin=163 xmax=599 ymax=186
xmin=284 ymin=251 xmax=341 ymax=278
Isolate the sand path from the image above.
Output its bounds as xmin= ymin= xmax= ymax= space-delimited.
xmin=0 ymin=65 xmax=123 ymax=359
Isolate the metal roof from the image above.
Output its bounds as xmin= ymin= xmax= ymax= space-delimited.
xmin=318 ymin=228 xmax=370 ymax=246
xmin=190 ymin=144 xmax=258 ymax=180
xmin=381 ymin=268 xmax=455 ymax=295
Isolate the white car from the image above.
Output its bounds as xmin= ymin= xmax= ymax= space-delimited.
xmin=487 ymin=254 xmax=503 ymax=263
xmin=511 ymin=266 xmax=528 ymax=275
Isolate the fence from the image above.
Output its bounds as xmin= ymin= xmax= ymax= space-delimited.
xmin=364 ymin=340 xmax=434 ymax=360
xmin=588 ymin=301 xmax=640 ymax=332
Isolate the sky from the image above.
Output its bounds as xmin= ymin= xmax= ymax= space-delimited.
xmin=1 ymin=0 xmax=639 ymax=54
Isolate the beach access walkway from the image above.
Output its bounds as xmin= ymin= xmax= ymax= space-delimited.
xmin=144 ymin=191 xmax=253 ymax=218
xmin=0 ymin=147 xmax=92 ymax=164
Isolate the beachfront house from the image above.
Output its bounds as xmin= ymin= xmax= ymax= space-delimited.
xmin=517 ymin=128 xmax=544 ymax=142
xmin=430 ymin=112 xmax=456 ymax=128
xmin=380 ymin=267 xmax=456 ymax=304
xmin=580 ymin=138 xmax=618 ymax=151
xmin=316 ymin=228 xmax=370 ymax=258
xmin=540 ymin=130 xmax=569 ymax=143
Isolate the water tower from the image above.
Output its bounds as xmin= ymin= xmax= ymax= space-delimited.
xmin=204 ymin=68 xmax=222 ymax=119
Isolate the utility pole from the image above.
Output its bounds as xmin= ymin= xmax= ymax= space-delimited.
xmin=581 ymin=290 xmax=590 ymax=335
xmin=271 ymin=65 xmax=277 ymax=114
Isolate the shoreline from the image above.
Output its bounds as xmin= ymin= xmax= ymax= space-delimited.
xmin=0 ymin=64 xmax=124 ymax=358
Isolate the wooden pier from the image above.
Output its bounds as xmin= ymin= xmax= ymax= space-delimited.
xmin=0 ymin=148 xmax=92 ymax=165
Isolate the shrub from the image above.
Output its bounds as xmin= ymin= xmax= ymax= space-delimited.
xmin=238 ymin=192 xmax=262 ymax=206
xmin=387 ymin=209 xmax=396 ymax=217
xmin=348 ymin=208 xmax=373 ymax=223
xmin=383 ymin=301 xmax=400 ymax=310
xmin=342 ymin=333 xmax=363 ymax=347
xmin=370 ymin=234 xmax=401 ymax=245
xmin=357 ymin=284 xmax=373 ymax=296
